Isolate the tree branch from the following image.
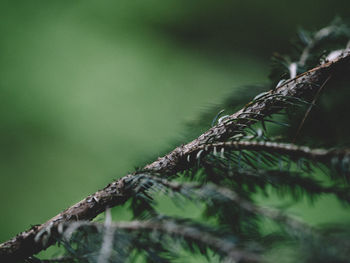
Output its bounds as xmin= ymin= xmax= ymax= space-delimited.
xmin=130 ymin=174 xmax=312 ymax=233
xmin=59 ymin=219 xmax=260 ymax=263
xmin=1 ymin=50 xmax=350 ymax=262
xmin=188 ymin=140 xmax=350 ymax=162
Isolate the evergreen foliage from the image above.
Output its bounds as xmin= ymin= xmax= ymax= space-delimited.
xmin=6 ymin=19 xmax=350 ymax=263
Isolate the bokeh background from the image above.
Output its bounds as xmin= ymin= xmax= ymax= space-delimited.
xmin=1 ymin=0 xmax=350 ymax=251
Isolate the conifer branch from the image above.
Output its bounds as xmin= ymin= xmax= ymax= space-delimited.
xmin=59 ymin=219 xmax=261 ymax=263
xmin=96 ymin=209 xmax=114 ymax=263
xmin=131 ymin=174 xmax=312 ymax=233
xmin=1 ymin=48 xmax=350 ymax=262
xmin=188 ymin=140 xmax=350 ymax=162
xmin=298 ymin=24 xmax=338 ymax=67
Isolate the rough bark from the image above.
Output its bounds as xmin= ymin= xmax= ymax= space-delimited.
xmin=1 ymin=51 xmax=350 ymax=262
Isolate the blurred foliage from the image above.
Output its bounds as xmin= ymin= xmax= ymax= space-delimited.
xmin=0 ymin=0 xmax=266 ymax=242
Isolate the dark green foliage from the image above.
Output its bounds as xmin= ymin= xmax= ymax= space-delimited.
xmin=270 ymin=17 xmax=350 ymax=84
xmin=38 ymin=20 xmax=350 ymax=263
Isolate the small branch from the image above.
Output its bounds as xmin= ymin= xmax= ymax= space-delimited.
xmin=60 ymin=219 xmax=260 ymax=263
xmin=298 ymin=25 xmax=337 ymax=67
xmin=188 ymin=140 xmax=350 ymax=162
xmin=97 ymin=209 xmax=114 ymax=263
xmin=1 ymin=50 xmax=350 ymax=262
xmin=132 ymin=174 xmax=312 ymax=233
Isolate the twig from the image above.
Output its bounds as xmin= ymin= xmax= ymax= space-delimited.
xmin=60 ymin=219 xmax=261 ymax=263
xmin=131 ymin=174 xmax=312 ymax=233
xmin=188 ymin=140 xmax=350 ymax=162
xmin=97 ymin=209 xmax=114 ymax=263
xmin=298 ymin=25 xmax=337 ymax=67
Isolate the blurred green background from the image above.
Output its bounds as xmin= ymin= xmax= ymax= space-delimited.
xmin=1 ymin=0 xmax=350 ymax=245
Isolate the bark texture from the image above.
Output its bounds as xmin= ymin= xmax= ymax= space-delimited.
xmin=1 ymin=51 xmax=350 ymax=262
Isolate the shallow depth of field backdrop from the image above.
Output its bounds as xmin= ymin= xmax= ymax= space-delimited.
xmin=1 ymin=0 xmax=350 ymax=250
